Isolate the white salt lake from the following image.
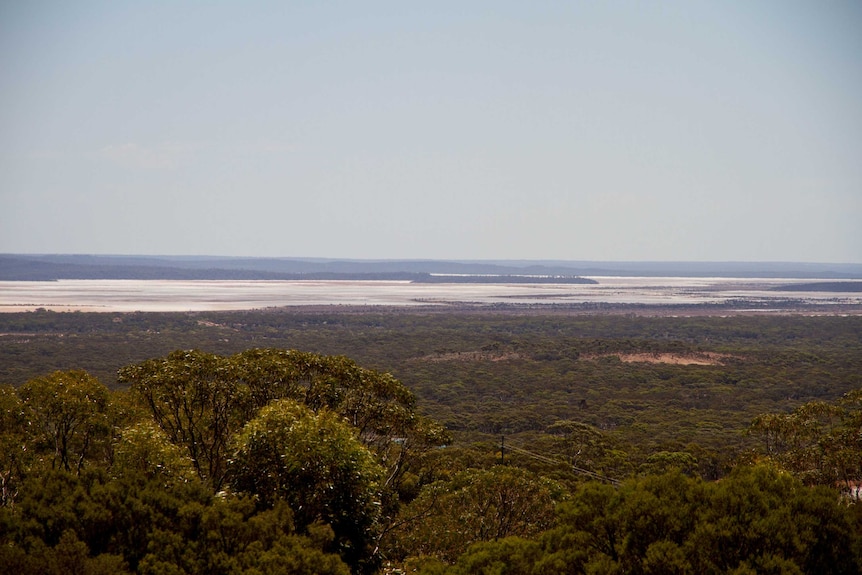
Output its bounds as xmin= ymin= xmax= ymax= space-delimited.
xmin=1 ymin=278 xmax=861 ymax=313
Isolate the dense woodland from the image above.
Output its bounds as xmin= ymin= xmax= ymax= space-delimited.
xmin=1 ymin=308 xmax=862 ymax=573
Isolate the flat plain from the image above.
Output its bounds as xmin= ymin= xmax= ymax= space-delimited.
xmin=2 ymin=277 xmax=862 ymax=313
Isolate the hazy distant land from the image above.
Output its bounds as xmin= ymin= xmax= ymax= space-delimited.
xmin=2 ymin=254 xmax=861 ymax=281
xmin=2 ymin=255 xmax=861 ymax=314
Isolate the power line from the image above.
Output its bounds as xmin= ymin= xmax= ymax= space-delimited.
xmin=503 ymin=440 xmax=620 ymax=485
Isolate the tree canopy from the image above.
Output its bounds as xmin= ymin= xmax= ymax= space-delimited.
xmin=1 ymin=350 xmax=450 ymax=574
xmin=1 ymin=343 xmax=861 ymax=574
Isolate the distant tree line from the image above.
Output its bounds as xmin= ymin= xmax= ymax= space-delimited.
xmin=412 ymin=275 xmax=596 ymax=284
xmin=771 ymin=281 xmax=862 ymax=292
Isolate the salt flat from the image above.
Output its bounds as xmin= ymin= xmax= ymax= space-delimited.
xmin=2 ymin=277 xmax=861 ymax=313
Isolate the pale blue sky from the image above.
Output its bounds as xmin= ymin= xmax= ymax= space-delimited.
xmin=1 ymin=1 xmax=860 ymax=262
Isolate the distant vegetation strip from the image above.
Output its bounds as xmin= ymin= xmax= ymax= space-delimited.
xmin=772 ymin=281 xmax=862 ymax=292
xmin=0 ymin=256 xmax=595 ymax=284
xmin=413 ymin=274 xmax=596 ymax=284
xmin=0 ymin=255 xmax=595 ymax=282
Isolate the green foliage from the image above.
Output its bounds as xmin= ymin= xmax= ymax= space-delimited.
xmin=119 ymin=350 xmax=252 ymax=489
xmin=2 ymin=314 xmax=862 ymax=574
xmin=119 ymin=348 xmax=442 ymax=496
xmin=3 ymin=311 xmax=861 ymax=475
xmin=0 ymin=383 xmax=27 ymax=505
xmin=19 ymin=370 xmax=111 ymax=473
xmin=229 ymin=399 xmax=384 ymax=571
xmin=536 ymin=419 xmax=633 ymax=481
xmin=113 ymin=420 xmax=196 ymax=484
xmin=639 ymin=451 xmax=699 ymax=476
xmin=0 ymin=529 xmax=130 ymax=575
xmin=750 ymin=389 xmax=862 ymax=487
xmin=2 ymin=350 xmax=433 ymax=574
xmin=446 ymin=537 xmax=544 ymax=575
xmin=401 ymin=461 xmax=860 ymax=575
xmin=388 ymin=466 xmax=563 ymax=564
xmin=536 ymin=466 xmax=860 ymax=575
xmin=0 ymin=450 xmax=351 ymax=575
xmin=230 ymin=348 xmax=418 ymax=438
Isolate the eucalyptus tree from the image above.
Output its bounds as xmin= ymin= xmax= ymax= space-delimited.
xmin=0 ymin=384 xmax=26 ymax=505
xmin=119 ymin=350 xmax=249 ymax=490
xmin=750 ymin=390 xmax=862 ymax=487
xmin=388 ymin=466 xmax=564 ymax=564
xmin=229 ymin=399 xmax=384 ymax=573
xmin=120 ymin=348 xmax=447 ymax=494
xmin=112 ymin=420 xmax=196 ymax=484
xmin=19 ymin=370 xmax=111 ymax=474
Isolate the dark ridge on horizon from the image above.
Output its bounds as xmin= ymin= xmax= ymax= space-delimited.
xmin=1 ymin=254 xmax=861 ymax=281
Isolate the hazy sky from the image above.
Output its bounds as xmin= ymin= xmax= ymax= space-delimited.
xmin=1 ymin=1 xmax=860 ymax=262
